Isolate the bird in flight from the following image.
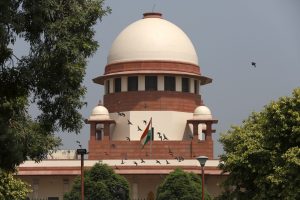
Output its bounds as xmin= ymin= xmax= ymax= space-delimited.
xmin=163 ymin=134 xmax=168 ymax=140
xmin=156 ymin=160 xmax=161 ymax=164
xmin=158 ymin=135 xmax=163 ymax=141
xmin=128 ymin=120 xmax=133 ymax=125
xmin=118 ymin=112 xmax=126 ymax=117
xmin=175 ymin=156 xmax=182 ymax=162
xmin=126 ymin=137 xmax=130 ymax=141
xmin=141 ymin=158 xmax=145 ymax=163
xmin=137 ymin=126 xmax=142 ymax=131
xmin=251 ymin=62 xmax=256 ymax=67
xmin=133 ymin=161 xmax=138 ymax=166
xmin=179 ymin=156 xmax=184 ymax=161
xmin=166 ymin=160 xmax=170 ymax=164
xmin=143 ymin=120 xmax=147 ymax=124
xmin=121 ymin=159 xmax=125 ymax=164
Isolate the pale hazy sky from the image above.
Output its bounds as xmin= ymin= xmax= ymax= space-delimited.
xmin=39 ymin=1 xmax=300 ymax=158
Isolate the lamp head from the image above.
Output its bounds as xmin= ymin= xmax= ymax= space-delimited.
xmin=196 ymin=156 xmax=208 ymax=167
xmin=77 ymin=148 xmax=87 ymax=155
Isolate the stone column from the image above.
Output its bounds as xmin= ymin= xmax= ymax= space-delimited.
xmin=103 ymin=122 xmax=110 ymax=142
xmin=90 ymin=122 xmax=96 ymax=141
xmin=204 ymin=121 xmax=213 ymax=141
xmin=192 ymin=122 xmax=199 ymax=138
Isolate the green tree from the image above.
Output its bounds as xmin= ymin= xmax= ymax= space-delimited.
xmin=218 ymin=88 xmax=300 ymax=200
xmin=156 ymin=168 xmax=212 ymax=200
xmin=0 ymin=169 xmax=31 ymax=200
xmin=64 ymin=163 xmax=130 ymax=200
xmin=0 ymin=0 xmax=110 ymax=171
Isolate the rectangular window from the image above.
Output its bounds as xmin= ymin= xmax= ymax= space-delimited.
xmin=194 ymin=80 xmax=199 ymax=94
xmin=128 ymin=76 xmax=138 ymax=91
xmin=106 ymin=80 xmax=110 ymax=94
xmin=182 ymin=77 xmax=189 ymax=92
xmin=145 ymin=76 xmax=157 ymax=91
xmin=164 ymin=76 xmax=175 ymax=91
xmin=114 ymin=78 xmax=121 ymax=93
xmin=96 ymin=124 xmax=103 ymax=140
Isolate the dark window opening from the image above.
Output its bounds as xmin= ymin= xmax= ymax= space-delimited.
xmin=96 ymin=124 xmax=103 ymax=140
xmin=164 ymin=76 xmax=175 ymax=91
xmin=182 ymin=77 xmax=190 ymax=92
xmin=128 ymin=76 xmax=138 ymax=91
xmin=194 ymin=80 xmax=199 ymax=94
xmin=96 ymin=130 xmax=103 ymax=140
xmin=114 ymin=78 xmax=121 ymax=93
xmin=106 ymin=80 xmax=110 ymax=94
xmin=145 ymin=76 xmax=157 ymax=91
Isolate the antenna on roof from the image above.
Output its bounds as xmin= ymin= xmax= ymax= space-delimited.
xmin=152 ymin=4 xmax=156 ymax=12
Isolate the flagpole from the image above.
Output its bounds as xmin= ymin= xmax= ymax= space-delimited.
xmin=150 ymin=127 xmax=154 ymax=159
xmin=150 ymin=118 xmax=153 ymax=159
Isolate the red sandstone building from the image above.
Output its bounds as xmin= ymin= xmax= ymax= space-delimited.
xmin=18 ymin=13 xmax=225 ymax=200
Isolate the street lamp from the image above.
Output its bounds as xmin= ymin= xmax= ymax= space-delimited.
xmin=196 ymin=156 xmax=208 ymax=200
xmin=77 ymin=148 xmax=87 ymax=200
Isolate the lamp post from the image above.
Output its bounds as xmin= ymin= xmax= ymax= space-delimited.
xmin=196 ymin=156 xmax=208 ymax=200
xmin=77 ymin=148 xmax=87 ymax=200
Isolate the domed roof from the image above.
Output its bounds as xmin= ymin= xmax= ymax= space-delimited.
xmin=107 ymin=13 xmax=198 ymax=65
xmin=89 ymin=105 xmax=110 ymax=121
xmin=193 ymin=105 xmax=213 ymax=120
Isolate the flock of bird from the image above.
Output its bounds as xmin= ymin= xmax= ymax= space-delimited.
xmin=114 ymin=143 xmax=185 ymax=168
xmin=116 ymin=113 xmax=182 ymax=168
xmin=115 ymin=156 xmax=183 ymax=168
xmin=77 ymin=106 xmax=212 ymax=169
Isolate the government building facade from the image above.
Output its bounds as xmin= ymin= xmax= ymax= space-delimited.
xmin=17 ymin=12 xmax=226 ymax=200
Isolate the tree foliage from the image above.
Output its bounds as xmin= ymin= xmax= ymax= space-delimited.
xmin=156 ymin=168 xmax=212 ymax=200
xmin=0 ymin=0 xmax=110 ymax=171
xmin=64 ymin=163 xmax=130 ymax=200
xmin=0 ymin=169 xmax=31 ymax=200
xmin=218 ymin=88 xmax=300 ymax=199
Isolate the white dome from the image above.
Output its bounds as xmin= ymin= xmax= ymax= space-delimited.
xmin=107 ymin=13 xmax=198 ymax=65
xmin=89 ymin=105 xmax=110 ymax=121
xmin=193 ymin=105 xmax=213 ymax=120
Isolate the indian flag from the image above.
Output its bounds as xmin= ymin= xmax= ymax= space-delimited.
xmin=140 ymin=118 xmax=152 ymax=148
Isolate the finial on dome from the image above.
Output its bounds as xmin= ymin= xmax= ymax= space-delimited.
xmin=143 ymin=12 xmax=162 ymax=19
xmin=98 ymin=100 xmax=102 ymax=106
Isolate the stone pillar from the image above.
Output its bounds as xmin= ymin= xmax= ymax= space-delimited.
xmin=157 ymin=75 xmax=164 ymax=91
xmin=138 ymin=76 xmax=145 ymax=91
xmin=121 ymin=76 xmax=127 ymax=92
xmin=204 ymin=121 xmax=213 ymax=141
xmin=103 ymin=122 xmax=110 ymax=142
xmin=192 ymin=122 xmax=199 ymax=138
xmin=90 ymin=122 xmax=96 ymax=141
